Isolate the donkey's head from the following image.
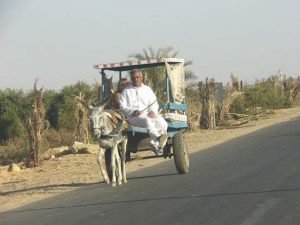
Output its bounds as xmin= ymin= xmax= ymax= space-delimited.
xmin=77 ymin=96 xmax=111 ymax=139
xmin=89 ymin=97 xmax=114 ymax=139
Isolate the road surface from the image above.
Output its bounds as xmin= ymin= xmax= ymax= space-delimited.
xmin=1 ymin=117 xmax=300 ymax=225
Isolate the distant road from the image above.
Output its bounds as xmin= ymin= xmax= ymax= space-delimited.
xmin=1 ymin=117 xmax=300 ymax=225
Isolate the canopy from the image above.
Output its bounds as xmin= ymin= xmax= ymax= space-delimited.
xmin=94 ymin=58 xmax=184 ymax=72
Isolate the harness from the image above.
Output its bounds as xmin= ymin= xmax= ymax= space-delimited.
xmin=99 ymin=110 xmax=128 ymax=138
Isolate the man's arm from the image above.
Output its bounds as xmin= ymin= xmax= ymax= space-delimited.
xmin=119 ymin=90 xmax=134 ymax=117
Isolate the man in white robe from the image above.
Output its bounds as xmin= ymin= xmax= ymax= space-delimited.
xmin=119 ymin=69 xmax=168 ymax=155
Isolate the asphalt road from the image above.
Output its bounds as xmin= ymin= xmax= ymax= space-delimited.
xmin=1 ymin=117 xmax=300 ymax=225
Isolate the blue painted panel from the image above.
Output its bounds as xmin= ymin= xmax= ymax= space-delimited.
xmin=167 ymin=121 xmax=189 ymax=129
xmin=159 ymin=103 xmax=187 ymax=111
xmin=168 ymin=103 xmax=187 ymax=111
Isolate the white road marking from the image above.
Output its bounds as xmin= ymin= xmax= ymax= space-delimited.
xmin=241 ymin=198 xmax=279 ymax=225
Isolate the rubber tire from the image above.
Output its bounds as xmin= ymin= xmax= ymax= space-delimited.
xmin=173 ymin=131 xmax=190 ymax=174
xmin=105 ymin=150 xmax=113 ymax=181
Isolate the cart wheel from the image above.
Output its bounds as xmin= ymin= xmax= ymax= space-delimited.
xmin=105 ymin=150 xmax=112 ymax=181
xmin=173 ymin=131 xmax=190 ymax=174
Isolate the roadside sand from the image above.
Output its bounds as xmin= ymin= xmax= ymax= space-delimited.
xmin=1 ymin=107 xmax=300 ymax=212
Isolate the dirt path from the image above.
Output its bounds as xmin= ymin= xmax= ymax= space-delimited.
xmin=1 ymin=107 xmax=300 ymax=212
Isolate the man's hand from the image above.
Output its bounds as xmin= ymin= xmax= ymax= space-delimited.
xmin=133 ymin=110 xmax=141 ymax=117
xmin=148 ymin=111 xmax=155 ymax=118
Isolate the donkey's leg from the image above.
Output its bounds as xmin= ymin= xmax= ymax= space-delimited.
xmin=97 ymin=147 xmax=110 ymax=184
xmin=120 ymin=138 xmax=128 ymax=184
xmin=111 ymin=144 xmax=117 ymax=187
xmin=114 ymin=145 xmax=123 ymax=186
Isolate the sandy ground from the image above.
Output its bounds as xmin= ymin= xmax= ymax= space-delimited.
xmin=1 ymin=107 xmax=300 ymax=213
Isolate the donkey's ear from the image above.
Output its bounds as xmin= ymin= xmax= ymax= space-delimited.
xmin=98 ymin=96 xmax=111 ymax=110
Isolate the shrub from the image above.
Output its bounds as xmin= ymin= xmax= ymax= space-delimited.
xmin=0 ymin=138 xmax=28 ymax=165
xmin=230 ymin=76 xmax=290 ymax=115
xmin=44 ymin=128 xmax=76 ymax=148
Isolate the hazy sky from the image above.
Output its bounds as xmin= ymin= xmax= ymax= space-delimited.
xmin=1 ymin=0 xmax=300 ymax=91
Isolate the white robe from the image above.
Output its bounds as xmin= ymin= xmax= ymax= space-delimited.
xmin=119 ymin=83 xmax=168 ymax=138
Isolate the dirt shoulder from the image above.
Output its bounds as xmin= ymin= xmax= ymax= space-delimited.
xmin=1 ymin=107 xmax=300 ymax=212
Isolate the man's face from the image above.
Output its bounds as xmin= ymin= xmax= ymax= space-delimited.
xmin=131 ymin=71 xmax=143 ymax=87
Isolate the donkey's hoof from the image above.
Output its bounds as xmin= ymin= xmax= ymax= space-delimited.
xmin=123 ymin=179 xmax=127 ymax=184
xmin=117 ymin=180 xmax=123 ymax=186
xmin=112 ymin=182 xmax=117 ymax=187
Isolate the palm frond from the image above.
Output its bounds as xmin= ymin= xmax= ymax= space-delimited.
xmin=161 ymin=46 xmax=174 ymax=58
xmin=143 ymin=49 xmax=150 ymax=60
xmin=128 ymin=53 xmax=146 ymax=60
xmin=156 ymin=48 xmax=163 ymax=59
xmin=185 ymin=70 xmax=197 ymax=80
xmin=184 ymin=60 xmax=193 ymax=66
xmin=164 ymin=46 xmax=174 ymax=54
xmin=149 ymin=46 xmax=155 ymax=59
xmin=171 ymin=51 xmax=179 ymax=58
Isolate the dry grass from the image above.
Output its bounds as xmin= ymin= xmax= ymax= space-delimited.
xmin=44 ymin=128 xmax=76 ymax=148
xmin=0 ymin=138 xmax=28 ymax=165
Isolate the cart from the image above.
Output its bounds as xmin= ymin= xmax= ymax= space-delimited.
xmin=94 ymin=58 xmax=190 ymax=174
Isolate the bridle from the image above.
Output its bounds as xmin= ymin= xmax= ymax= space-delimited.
xmin=91 ymin=108 xmax=127 ymax=138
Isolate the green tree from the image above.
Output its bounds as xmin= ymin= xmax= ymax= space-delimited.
xmin=54 ymin=81 xmax=94 ymax=130
xmin=0 ymin=89 xmax=30 ymax=142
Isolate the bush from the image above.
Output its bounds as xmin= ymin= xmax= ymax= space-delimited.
xmin=230 ymin=95 xmax=245 ymax=114
xmin=230 ymin=77 xmax=290 ymax=115
xmin=0 ymin=138 xmax=28 ymax=165
xmin=44 ymin=128 xmax=76 ymax=148
xmin=0 ymin=89 xmax=30 ymax=142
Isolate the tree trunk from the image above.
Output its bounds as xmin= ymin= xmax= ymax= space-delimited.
xmin=27 ymin=80 xmax=48 ymax=167
xmin=199 ymin=78 xmax=216 ymax=129
xmin=75 ymin=92 xmax=90 ymax=144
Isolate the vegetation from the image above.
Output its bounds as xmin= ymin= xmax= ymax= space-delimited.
xmin=1 ymin=47 xmax=300 ymax=165
xmin=0 ymin=81 xmax=95 ymax=165
xmin=230 ymin=74 xmax=294 ymax=115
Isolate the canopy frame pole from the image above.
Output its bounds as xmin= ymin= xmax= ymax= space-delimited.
xmin=101 ymin=69 xmax=106 ymax=100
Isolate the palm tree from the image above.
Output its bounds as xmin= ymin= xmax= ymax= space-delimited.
xmin=129 ymin=46 xmax=195 ymax=102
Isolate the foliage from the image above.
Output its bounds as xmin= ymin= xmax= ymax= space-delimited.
xmin=0 ymin=89 xmax=30 ymax=141
xmin=230 ymin=75 xmax=291 ymax=115
xmin=44 ymin=128 xmax=76 ymax=148
xmin=1 ymin=56 xmax=300 ymax=163
xmin=0 ymin=109 xmax=25 ymax=141
xmin=0 ymin=138 xmax=28 ymax=165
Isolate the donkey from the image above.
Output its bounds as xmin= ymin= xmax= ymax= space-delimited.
xmin=78 ymin=97 xmax=128 ymax=187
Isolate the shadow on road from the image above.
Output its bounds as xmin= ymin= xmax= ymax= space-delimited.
xmin=0 ymin=173 xmax=178 ymax=196
xmin=128 ymin=172 xmax=178 ymax=180
xmin=2 ymin=187 xmax=299 ymax=215
xmin=0 ymin=181 xmax=103 ymax=196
